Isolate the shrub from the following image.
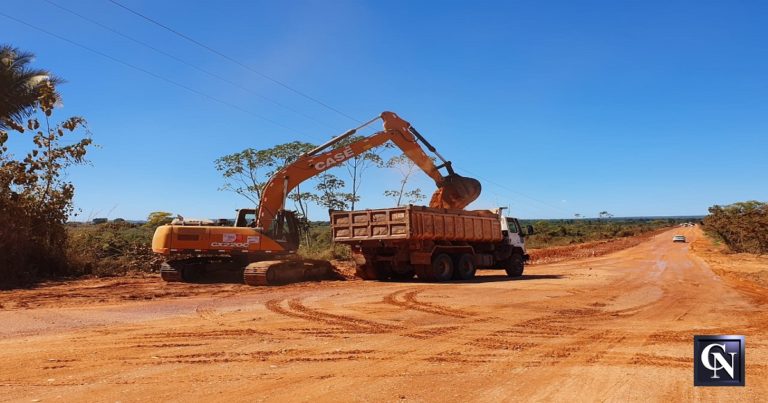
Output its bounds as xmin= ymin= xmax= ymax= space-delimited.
xmin=65 ymin=222 xmax=162 ymax=276
xmin=703 ymin=201 xmax=768 ymax=254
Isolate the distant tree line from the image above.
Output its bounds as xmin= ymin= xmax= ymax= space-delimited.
xmin=519 ymin=217 xmax=683 ymax=249
xmin=704 ymin=201 xmax=768 ymax=254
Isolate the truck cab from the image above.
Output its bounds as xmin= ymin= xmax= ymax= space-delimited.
xmin=501 ymin=217 xmax=533 ymax=252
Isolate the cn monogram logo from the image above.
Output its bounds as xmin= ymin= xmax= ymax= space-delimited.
xmin=700 ymin=343 xmax=736 ymax=379
xmin=693 ymin=335 xmax=745 ymax=386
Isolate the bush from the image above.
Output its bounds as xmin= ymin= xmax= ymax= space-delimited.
xmin=703 ymin=201 xmax=768 ymax=254
xmin=298 ymin=222 xmax=350 ymax=260
xmin=66 ymin=222 xmax=162 ymax=276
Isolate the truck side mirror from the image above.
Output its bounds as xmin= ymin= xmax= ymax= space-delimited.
xmin=526 ymin=225 xmax=535 ymax=235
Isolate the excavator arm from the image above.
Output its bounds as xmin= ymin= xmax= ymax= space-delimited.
xmin=256 ymin=111 xmax=481 ymax=231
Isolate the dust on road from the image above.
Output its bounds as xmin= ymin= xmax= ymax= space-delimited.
xmin=1 ymin=227 xmax=765 ymax=402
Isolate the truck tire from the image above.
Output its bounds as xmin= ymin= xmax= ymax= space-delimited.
xmin=391 ymin=265 xmax=416 ymax=280
xmin=453 ymin=253 xmax=476 ymax=281
xmin=503 ymin=253 xmax=525 ymax=278
xmin=418 ymin=253 xmax=454 ymax=282
xmin=356 ymin=261 xmax=392 ymax=281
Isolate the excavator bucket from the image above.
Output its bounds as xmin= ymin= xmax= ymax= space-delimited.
xmin=429 ymin=173 xmax=482 ymax=209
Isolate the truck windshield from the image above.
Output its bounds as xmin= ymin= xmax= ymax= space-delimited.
xmin=505 ymin=218 xmax=519 ymax=233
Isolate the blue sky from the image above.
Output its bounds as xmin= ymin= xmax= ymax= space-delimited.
xmin=3 ymin=0 xmax=766 ymax=220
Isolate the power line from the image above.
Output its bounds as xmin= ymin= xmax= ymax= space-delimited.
xmin=43 ymin=0 xmax=339 ymax=132
xmin=11 ymin=5 xmax=573 ymax=216
xmin=0 ymin=11 xmax=308 ymax=136
xmin=456 ymin=166 xmax=574 ymax=216
xmin=108 ymin=0 xmax=362 ymax=124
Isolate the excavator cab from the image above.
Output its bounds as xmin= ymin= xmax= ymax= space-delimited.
xmin=235 ymin=209 xmax=257 ymax=227
xmin=234 ymin=208 xmax=300 ymax=251
xmin=267 ymin=210 xmax=301 ymax=252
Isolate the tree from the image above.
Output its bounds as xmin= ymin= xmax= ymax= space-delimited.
xmin=598 ymin=211 xmax=613 ymax=219
xmin=310 ymin=173 xmax=354 ymax=210
xmin=214 ymin=148 xmax=272 ymax=205
xmin=382 ymin=154 xmax=427 ymax=206
xmin=1 ymin=45 xmax=62 ymax=130
xmin=214 ymin=141 xmax=315 ymax=209
xmin=338 ymin=135 xmax=390 ymax=210
xmin=145 ymin=211 xmax=173 ymax=227
xmin=266 ymin=141 xmax=315 ymax=220
xmin=704 ymin=201 xmax=768 ymax=253
xmin=1 ymin=48 xmax=92 ymax=286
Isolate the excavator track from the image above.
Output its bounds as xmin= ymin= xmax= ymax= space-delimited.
xmin=160 ymin=258 xmax=236 ymax=283
xmin=243 ymin=260 xmax=332 ymax=286
xmin=160 ymin=263 xmax=183 ymax=282
xmin=243 ymin=262 xmax=274 ymax=286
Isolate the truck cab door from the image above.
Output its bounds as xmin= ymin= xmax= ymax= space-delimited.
xmin=504 ymin=217 xmax=526 ymax=250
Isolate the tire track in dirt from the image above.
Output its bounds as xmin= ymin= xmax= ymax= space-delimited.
xmin=383 ymin=289 xmax=472 ymax=318
xmin=128 ymin=349 xmax=386 ymax=365
xmin=129 ymin=328 xmax=273 ymax=342
xmin=423 ymin=299 xmax=652 ymax=366
xmin=267 ymin=296 xmax=473 ymax=342
xmin=266 ymin=297 xmax=403 ymax=334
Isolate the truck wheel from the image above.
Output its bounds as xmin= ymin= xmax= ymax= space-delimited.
xmin=503 ymin=254 xmax=525 ymax=278
xmin=373 ymin=262 xmax=393 ymax=280
xmin=356 ymin=261 xmax=392 ymax=281
xmin=453 ymin=253 xmax=476 ymax=280
xmin=355 ymin=264 xmax=376 ymax=280
xmin=420 ymin=253 xmax=454 ymax=282
xmin=391 ymin=265 xmax=416 ymax=280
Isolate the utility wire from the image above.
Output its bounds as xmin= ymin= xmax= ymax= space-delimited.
xmin=0 ymin=11 xmax=309 ymax=136
xmin=12 ymin=4 xmax=575 ymax=217
xmin=456 ymin=166 xmax=574 ymax=215
xmin=108 ymin=0 xmax=362 ymax=124
xmin=43 ymin=0 xmax=339 ymax=132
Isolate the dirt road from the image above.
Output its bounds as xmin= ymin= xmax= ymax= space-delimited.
xmin=1 ymin=227 xmax=766 ymax=402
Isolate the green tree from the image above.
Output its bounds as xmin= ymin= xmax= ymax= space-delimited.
xmin=266 ymin=141 xmax=315 ymax=220
xmin=145 ymin=211 xmax=173 ymax=227
xmin=1 ymin=49 xmax=93 ymax=286
xmin=214 ymin=148 xmax=272 ymax=205
xmin=214 ymin=141 xmax=315 ymax=211
xmin=382 ymin=154 xmax=426 ymax=206
xmin=1 ymin=45 xmax=62 ymax=130
xmin=310 ymin=173 xmax=354 ymax=210
xmin=704 ymin=201 xmax=768 ymax=253
xmin=338 ymin=135 xmax=390 ymax=210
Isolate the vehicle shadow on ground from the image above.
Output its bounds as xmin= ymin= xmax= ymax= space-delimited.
xmin=189 ymin=270 xmax=246 ymax=284
xmin=385 ymin=274 xmax=564 ymax=284
xmin=454 ymin=274 xmax=564 ymax=284
xmin=186 ymin=269 xmax=349 ymax=285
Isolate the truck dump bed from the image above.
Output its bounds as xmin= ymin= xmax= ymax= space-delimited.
xmin=331 ymin=205 xmax=503 ymax=243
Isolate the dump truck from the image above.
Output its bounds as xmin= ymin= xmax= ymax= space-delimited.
xmin=152 ymin=111 xmax=482 ymax=285
xmin=331 ymin=205 xmax=533 ymax=282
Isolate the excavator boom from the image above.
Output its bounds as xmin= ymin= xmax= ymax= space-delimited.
xmin=257 ymin=111 xmax=481 ymax=230
xmin=154 ymin=111 xmax=481 ymax=286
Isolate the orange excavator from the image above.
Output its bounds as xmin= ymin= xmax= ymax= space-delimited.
xmin=152 ymin=111 xmax=481 ymax=285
